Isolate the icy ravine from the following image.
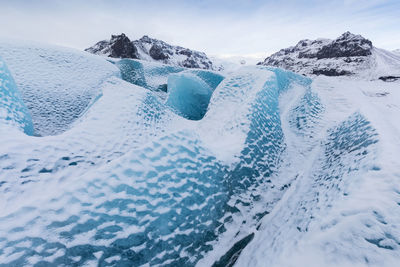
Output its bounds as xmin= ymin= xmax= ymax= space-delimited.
xmin=236 ymin=76 xmax=400 ymax=267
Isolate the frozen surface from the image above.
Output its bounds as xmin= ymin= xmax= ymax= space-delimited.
xmin=0 ymin=57 xmax=34 ymax=135
xmin=1 ymin=41 xmax=400 ymax=267
xmin=235 ymin=76 xmax=400 ymax=267
xmin=116 ymin=58 xmax=184 ymax=92
xmin=185 ymin=69 xmax=225 ymax=90
xmin=0 ymin=40 xmax=119 ymax=136
xmin=0 ymin=62 xmax=302 ymax=266
xmin=115 ymin=58 xmax=224 ymax=96
xmin=166 ymin=72 xmax=213 ymax=120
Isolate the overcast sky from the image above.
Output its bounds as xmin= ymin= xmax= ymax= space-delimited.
xmin=0 ymin=0 xmax=399 ymax=61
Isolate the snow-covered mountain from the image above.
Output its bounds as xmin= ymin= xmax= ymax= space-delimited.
xmin=85 ymin=33 xmax=214 ymax=70
xmin=394 ymin=49 xmax=400 ymax=55
xmin=258 ymin=32 xmax=400 ymax=80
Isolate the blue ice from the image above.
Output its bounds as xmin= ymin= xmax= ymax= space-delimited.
xmin=0 ymin=66 xmax=336 ymax=267
xmin=166 ymin=72 xmax=214 ymax=120
xmin=0 ymin=57 xmax=34 ymax=135
xmin=115 ymin=58 xmax=184 ymax=91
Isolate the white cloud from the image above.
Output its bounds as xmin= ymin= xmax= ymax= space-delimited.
xmin=0 ymin=0 xmax=399 ymax=59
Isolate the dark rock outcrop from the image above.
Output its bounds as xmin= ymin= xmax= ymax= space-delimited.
xmin=85 ymin=33 xmax=139 ymax=59
xmin=312 ymin=69 xmax=353 ymax=76
xmin=378 ymin=76 xmax=400 ymax=82
xmin=149 ymin=43 xmax=170 ymax=60
xmin=316 ymin=32 xmax=373 ymax=59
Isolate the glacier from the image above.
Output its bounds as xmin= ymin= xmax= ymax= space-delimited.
xmin=0 ymin=57 xmax=34 ymax=135
xmin=1 ymin=42 xmax=400 ymax=267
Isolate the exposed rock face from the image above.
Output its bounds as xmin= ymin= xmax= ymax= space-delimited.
xmin=149 ymin=43 xmax=170 ymax=60
xmin=86 ymin=34 xmax=214 ymax=70
xmin=85 ymin=34 xmax=139 ymax=59
xmin=258 ymin=32 xmax=375 ymax=76
xmin=312 ymin=69 xmax=353 ymax=76
xmin=316 ymin=32 xmax=373 ymax=59
xmin=378 ymin=76 xmax=400 ymax=82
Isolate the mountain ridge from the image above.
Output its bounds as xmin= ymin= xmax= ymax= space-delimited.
xmin=258 ymin=32 xmax=400 ymax=79
xmin=85 ymin=33 xmax=214 ymax=70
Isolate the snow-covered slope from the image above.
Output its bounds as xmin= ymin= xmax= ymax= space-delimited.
xmin=0 ymin=40 xmax=119 ymax=136
xmin=1 ymin=40 xmax=400 ymax=267
xmin=393 ymin=49 xmax=400 ymax=55
xmin=86 ymin=34 xmax=214 ymax=70
xmin=259 ymin=32 xmax=400 ymax=79
xmin=235 ymin=76 xmax=400 ymax=267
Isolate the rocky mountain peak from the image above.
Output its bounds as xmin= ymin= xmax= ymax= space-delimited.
xmin=258 ymin=32 xmax=377 ymax=77
xmin=138 ymin=35 xmax=153 ymax=43
xmin=85 ymin=34 xmax=214 ymax=70
xmin=85 ymin=33 xmax=139 ymax=59
xmin=316 ymin=31 xmax=372 ymax=59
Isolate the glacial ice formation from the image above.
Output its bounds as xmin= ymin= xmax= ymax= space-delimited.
xmin=115 ymin=58 xmax=224 ymax=95
xmin=0 ymin=63 xmax=316 ymax=266
xmin=0 ymin=41 xmax=119 ymax=136
xmin=116 ymin=58 xmax=184 ymax=91
xmin=0 ymin=57 xmax=34 ymax=135
xmin=1 ymin=43 xmax=398 ymax=267
xmin=166 ymin=72 xmax=213 ymax=120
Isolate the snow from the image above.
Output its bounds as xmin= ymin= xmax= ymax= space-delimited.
xmin=1 ymin=40 xmax=400 ymax=266
xmin=235 ymin=76 xmax=400 ymax=267
xmin=87 ymin=34 xmax=215 ymax=70
xmin=368 ymin=48 xmax=400 ymax=78
xmin=259 ymin=33 xmax=400 ymax=79
xmin=266 ymin=46 xmax=400 ymax=79
xmin=132 ymin=35 xmax=214 ymax=70
xmin=0 ymin=53 xmax=297 ymax=265
xmin=0 ymin=40 xmax=119 ymax=136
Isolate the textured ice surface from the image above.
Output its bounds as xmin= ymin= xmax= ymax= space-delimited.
xmin=237 ymin=112 xmax=380 ymax=267
xmin=0 ymin=64 xmax=303 ymax=266
xmin=1 ymin=43 xmax=399 ymax=266
xmin=0 ymin=77 xmax=177 ymax=197
xmin=116 ymin=58 xmax=184 ymax=91
xmin=115 ymin=58 xmax=224 ymax=95
xmin=185 ymin=69 xmax=225 ymax=90
xmin=234 ymin=75 xmax=400 ymax=266
xmin=0 ymin=41 xmax=119 ymax=136
xmin=166 ymin=72 xmax=213 ymax=120
xmin=0 ymin=57 xmax=34 ymax=135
